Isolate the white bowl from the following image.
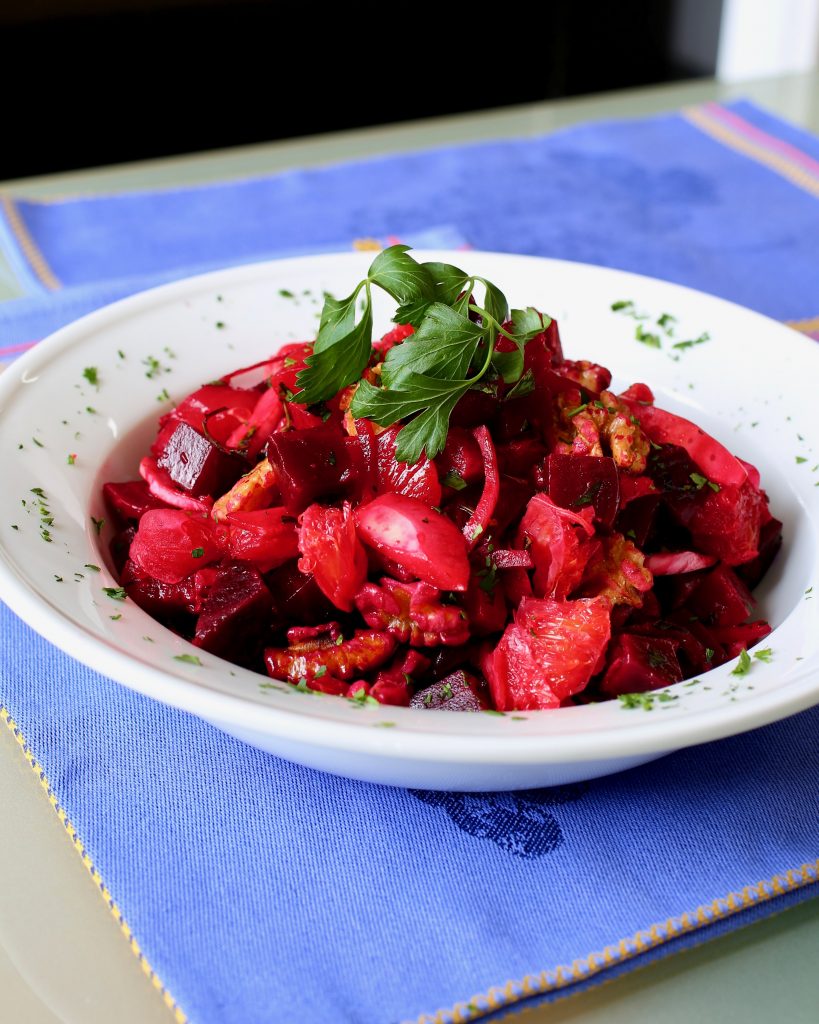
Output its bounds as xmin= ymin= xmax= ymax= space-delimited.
xmin=1 ymin=251 xmax=817 ymax=791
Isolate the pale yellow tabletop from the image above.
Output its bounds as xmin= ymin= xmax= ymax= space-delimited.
xmin=2 ymin=70 xmax=819 ymax=1023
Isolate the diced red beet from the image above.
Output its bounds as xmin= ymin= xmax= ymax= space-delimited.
xmin=121 ymin=558 xmax=198 ymax=619
xmin=626 ymin=618 xmax=710 ymax=676
xmin=436 ymin=427 xmax=485 ymax=488
xmin=264 ymin=629 xmax=397 ymax=682
xmin=193 ymin=562 xmax=273 ymax=661
xmin=267 ymin=426 xmax=363 ymax=514
xmin=484 ymin=597 xmax=611 ymax=710
xmin=103 ymin=480 xmax=169 ymax=525
xmin=355 ymin=494 xmax=470 ymax=591
xmin=735 ymin=517 xmax=783 ymax=589
xmin=598 ymin=634 xmax=683 ymax=697
xmin=685 ymin=564 xmax=755 ymax=627
xmin=129 ymin=509 xmax=227 ymax=584
xmin=354 ymin=579 xmax=470 ymax=646
xmin=264 ymin=561 xmax=337 ymax=626
xmin=410 ymin=671 xmax=489 ymax=711
xmin=374 ymin=425 xmax=441 ymax=506
xmin=156 ymin=421 xmax=244 ymax=497
xmin=225 ymin=508 xmax=299 ymax=573
xmin=670 ymin=479 xmax=765 ymax=566
xmin=546 ymin=454 xmax=620 ymax=529
xmin=645 ymin=551 xmax=718 ymax=575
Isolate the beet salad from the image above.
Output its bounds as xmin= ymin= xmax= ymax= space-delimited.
xmin=102 ymin=247 xmax=781 ymax=713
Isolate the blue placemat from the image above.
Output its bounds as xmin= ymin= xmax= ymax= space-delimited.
xmin=1 ymin=100 xmax=819 ymax=1024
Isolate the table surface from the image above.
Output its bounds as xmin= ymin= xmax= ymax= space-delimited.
xmin=2 ymin=70 xmax=819 ymax=1023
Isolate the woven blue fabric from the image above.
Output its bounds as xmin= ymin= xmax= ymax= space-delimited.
xmin=1 ymin=101 xmax=819 ymax=1023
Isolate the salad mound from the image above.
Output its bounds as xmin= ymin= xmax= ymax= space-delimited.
xmin=103 ymin=248 xmax=781 ymax=712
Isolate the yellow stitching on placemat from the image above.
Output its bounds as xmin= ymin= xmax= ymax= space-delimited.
xmin=682 ymin=106 xmax=819 ymax=201
xmin=0 ymin=706 xmax=186 ymax=1023
xmin=0 ymin=195 xmax=61 ymax=290
xmin=409 ymin=857 xmax=819 ymax=1024
xmin=786 ymin=316 xmax=819 ymax=335
xmin=353 ymin=237 xmax=383 ymax=251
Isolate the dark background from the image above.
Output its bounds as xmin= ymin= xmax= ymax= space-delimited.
xmin=1 ymin=0 xmax=722 ymax=180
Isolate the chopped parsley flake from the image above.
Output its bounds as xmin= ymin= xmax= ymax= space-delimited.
xmin=618 ymin=691 xmax=678 ymax=711
xmin=157 ymin=388 xmax=170 ymax=402
xmin=215 ymin=321 xmax=225 ymax=330
xmin=191 ymin=547 xmax=205 ymax=558
xmin=103 ymin=586 xmax=127 ymax=601
xmin=83 ymin=366 xmax=100 ymax=388
xmin=672 ymin=333 xmax=710 ymax=351
xmin=109 ymin=613 xmax=122 ymax=621
xmin=635 ymin=324 xmax=661 ymax=349
xmin=143 ymin=355 xmax=170 ymax=379
xmin=84 ymin=563 xmax=101 ymax=572
xmin=91 ymin=516 xmax=105 ymax=535
xmin=565 ymin=402 xmax=588 ymax=418
xmin=442 ymin=470 xmax=467 ymax=491
xmin=611 ymin=300 xmax=634 ymax=312
xmin=795 ymin=456 xmax=808 ymax=464
xmin=730 ymin=649 xmax=752 ymax=676
xmin=278 ymin=289 xmax=295 ymax=298
xmin=174 ymin=653 xmax=203 ymax=665
xmin=753 ymin=648 xmax=773 ymax=663
xmin=314 ymin=665 xmax=328 ymax=679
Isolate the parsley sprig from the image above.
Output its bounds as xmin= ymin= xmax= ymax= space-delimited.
xmin=293 ymin=246 xmax=550 ymax=463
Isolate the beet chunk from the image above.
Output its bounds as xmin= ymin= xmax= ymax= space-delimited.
xmin=121 ymin=558 xmax=197 ymax=621
xmin=193 ymin=562 xmax=273 ymax=661
xmin=156 ymin=421 xmax=244 ymax=497
xmin=546 ymin=454 xmax=620 ymax=528
xmin=684 ymin=563 xmax=755 ymax=627
xmin=599 ymin=634 xmax=683 ymax=697
xmin=264 ymin=561 xmax=338 ymax=627
xmin=267 ymin=426 xmax=362 ymax=514
xmin=410 ymin=670 xmax=489 ymax=711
